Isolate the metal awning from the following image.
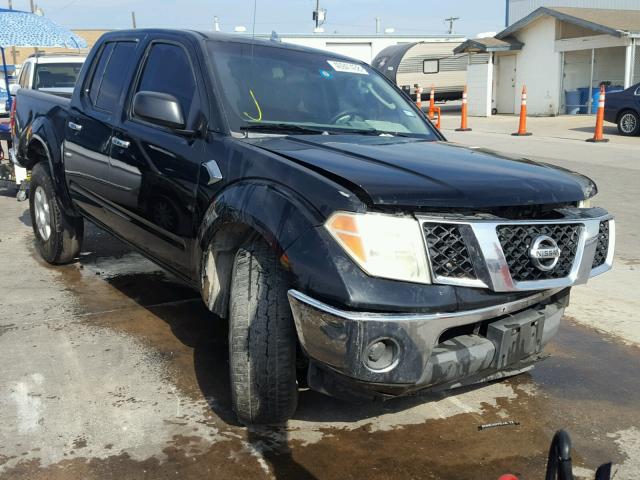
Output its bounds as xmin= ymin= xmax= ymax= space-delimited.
xmin=454 ymin=37 xmax=523 ymax=54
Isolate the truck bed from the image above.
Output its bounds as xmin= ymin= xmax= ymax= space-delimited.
xmin=13 ymin=89 xmax=71 ymax=169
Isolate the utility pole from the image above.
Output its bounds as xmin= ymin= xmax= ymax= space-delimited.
xmin=131 ymin=11 xmax=137 ymax=29
xmin=29 ymin=0 xmax=35 ymax=12
xmin=445 ymin=16 xmax=460 ymax=35
xmin=7 ymin=1 xmax=17 ymax=65
xmin=312 ymin=0 xmax=326 ymax=32
xmin=214 ymin=16 xmax=220 ymax=32
xmin=375 ymin=17 xmax=381 ymax=34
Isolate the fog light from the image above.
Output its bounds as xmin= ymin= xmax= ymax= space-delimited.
xmin=364 ymin=338 xmax=399 ymax=372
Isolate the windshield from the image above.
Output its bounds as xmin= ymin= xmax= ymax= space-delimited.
xmin=207 ymin=41 xmax=436 ymax=138
xmin=34 ymin=62 xmax=83 ymax=90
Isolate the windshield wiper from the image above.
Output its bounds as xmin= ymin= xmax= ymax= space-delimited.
xmin=240 ymin=123 xmax=420 ymax=138
xmin=328 ymin=128 xmax=416 ymax=138
xmin=240 ymin=124 xmax=329 ymax=135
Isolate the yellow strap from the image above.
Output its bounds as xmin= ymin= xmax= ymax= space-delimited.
xmin=243 ymin=89 xmax=262 ymax=122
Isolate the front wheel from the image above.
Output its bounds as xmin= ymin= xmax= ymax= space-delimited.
xmin=617 ymin=110 xmax=640 ymax=136
xmin=29 ymin=163 xmax=84 ymax=264
xmin=228 ymin=238 xmax=298 ymax=425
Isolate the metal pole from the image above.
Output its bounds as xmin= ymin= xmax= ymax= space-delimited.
xmin=29 ymin=0 xmax=35 ymax=12
xmin=559 ymin=51 xmax=565 ymax=114
xmin=131 ymin=11 xmax=137 ymax=28
xmin=587 ymin=48 xmax=595 ymax=115
xmin=505 ymin=0 xmax=509 ymax=27
xmin=7 ymin=2 xmax=17 ymax=67
xmin=315 ymin=0 xmax=320 ymax=29
xmin=375 ymin=17 xmax=381 ymax=34
xmin=1 ymin=47 xmax=12 ymax=111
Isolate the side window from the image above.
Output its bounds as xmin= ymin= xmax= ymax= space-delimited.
xmin=423 ymin=59 xmax=439 ymax=74
xmin=87 ymin=41 xmax=136 ymax=113
xmin=135 ymin=43 xmax=197 ymax=122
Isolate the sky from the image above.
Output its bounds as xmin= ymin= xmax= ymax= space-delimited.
xmin=8 ymin=0 xmax=507 ymax=37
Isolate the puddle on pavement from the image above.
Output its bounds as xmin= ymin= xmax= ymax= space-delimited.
xmin=7 ymin=223 xmax=640 ymax=480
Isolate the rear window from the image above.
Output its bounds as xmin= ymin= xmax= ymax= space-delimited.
xmin=34 ymin=63 xmax=83 ymax=90
xmin=87 ymin=41 xmax=136 ymax=113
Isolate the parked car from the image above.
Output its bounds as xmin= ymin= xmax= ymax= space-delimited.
xmin=10 ymin=53 xmax=86 ymax=97
xmin=11 ymin=30 xmax=615 ymax=425
xmin=604 ymin=82 xmax=640 ymax=136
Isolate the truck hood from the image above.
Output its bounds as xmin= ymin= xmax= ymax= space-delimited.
xmin=250 ymin=135 xmax=595 ymax=209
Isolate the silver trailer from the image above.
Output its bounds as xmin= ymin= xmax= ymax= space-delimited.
xmin=373 ymin=41 xmax=488 ymax=102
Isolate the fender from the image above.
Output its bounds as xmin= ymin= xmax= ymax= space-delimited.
xmin=196 ymin=179 xmax=336 ymax=316
xmin=21 ymin=117 xmax=78 ymax=216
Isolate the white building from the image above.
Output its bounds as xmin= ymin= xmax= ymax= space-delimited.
xmin=507 ymin=0 xmax=640 ymax=25
xmin=252 ymin=34 xmax=465 ymax=65
xmin=457 ymin=7 xmax=640 ymax=116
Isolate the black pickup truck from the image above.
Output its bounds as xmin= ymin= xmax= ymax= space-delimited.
xmin=11 ymin=30 xmax=615 ymax=425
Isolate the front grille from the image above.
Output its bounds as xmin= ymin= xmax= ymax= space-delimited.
xmin=497 ymin=224 xmax=581 ymax=281
xmin=423 ymin=223 xmax=477 ymax=279
xmin=592 ymin=221 xmax=609 ymax=268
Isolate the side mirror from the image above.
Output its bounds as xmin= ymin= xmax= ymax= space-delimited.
xmin=9 ymin=84 xmax=20 ymax=96
xmin=133 ymin=91 xmax=185 ymax=130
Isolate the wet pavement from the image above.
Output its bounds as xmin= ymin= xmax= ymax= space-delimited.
xmin=1 ymin=130 xmax=639 ymax=480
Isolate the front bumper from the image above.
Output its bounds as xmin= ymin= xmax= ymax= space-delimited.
xmin=289 ymin=288 xmax=569 ymax=397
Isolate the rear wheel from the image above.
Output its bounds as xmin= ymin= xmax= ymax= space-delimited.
xmin=617 ymin=110 xmax=640 ymax=136
xmin=228 ymin=238 xmax=298 ymax=425
xmin=29 ymin=163 xmax=84 ymax=264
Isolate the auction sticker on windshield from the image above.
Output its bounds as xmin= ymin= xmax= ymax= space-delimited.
xmin=327 ymin=60 xmax=368 ymax=75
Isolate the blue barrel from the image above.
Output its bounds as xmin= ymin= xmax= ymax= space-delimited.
xmin=591 ymin=89 xmax=601 ymax=114
xmin=565 ymin=90 xmax=581 ymax=115
xmin=577 ymin=87 xmax=590 ymax=114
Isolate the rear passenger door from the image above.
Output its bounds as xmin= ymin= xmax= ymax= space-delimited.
xmin=105 ymin=38 xmax=207 ymax=276
xmin=63 ymin=40 xmax=138 ymax=224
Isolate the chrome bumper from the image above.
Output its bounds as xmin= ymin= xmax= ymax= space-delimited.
xmin=288 ymin=289 xmax=568 ymax=390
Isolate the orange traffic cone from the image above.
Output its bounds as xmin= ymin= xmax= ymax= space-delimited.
xmin=428 ymin=86 xmax=435 ymax=119
xmin=512 ymin=86 xmax=532 ymax=136
xmin=432 ymin=107 xmax=441 ymax=129
xmin=415 ymin=85 xmax=423 ymax=110
xmin=586 ymin=85 xmax=609 ymax=143
xmin=456 ymin=85 xmax=472 ymax=132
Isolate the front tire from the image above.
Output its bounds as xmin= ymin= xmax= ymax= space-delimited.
xmin=228 ymin=238 xmax=298 ymax=425
xmin=29 ymin=163 xmax=84 ymax=264
xmin=617 ymin=110 xmax=640 ymax=136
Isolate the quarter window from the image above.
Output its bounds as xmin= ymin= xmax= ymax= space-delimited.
xmin=19 ymin=62 xmax=32 ymax=88
xmin=135 ymin=43 xmax=197 ymax=121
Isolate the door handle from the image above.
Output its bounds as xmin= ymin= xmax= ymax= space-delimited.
xmin=68 ymin=121 xmax=83 ymax=132
xmin=111 ymin=137 xmax=130 ymax=149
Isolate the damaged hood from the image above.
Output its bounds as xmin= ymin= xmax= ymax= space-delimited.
xmin=249 ymin=135 xmax=594 ymax=209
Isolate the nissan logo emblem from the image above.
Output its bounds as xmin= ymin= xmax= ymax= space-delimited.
xmin=529 ymin=235 xmax=561 ymax=271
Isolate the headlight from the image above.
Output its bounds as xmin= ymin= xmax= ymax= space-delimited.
xmin=325 ymin=211 xmax=430 ymax=284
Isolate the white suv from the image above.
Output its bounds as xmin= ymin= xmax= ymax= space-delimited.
xmin=10 ymin=54 xmax=86 ymax=97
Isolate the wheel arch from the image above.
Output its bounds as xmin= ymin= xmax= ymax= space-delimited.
xmin=616 ymin=107 xmax=640 ymax=123
xmin=21 ymin=118 xmax=77 ymax=216
xmin=196 ymin=180 xmax=324 ymax=318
